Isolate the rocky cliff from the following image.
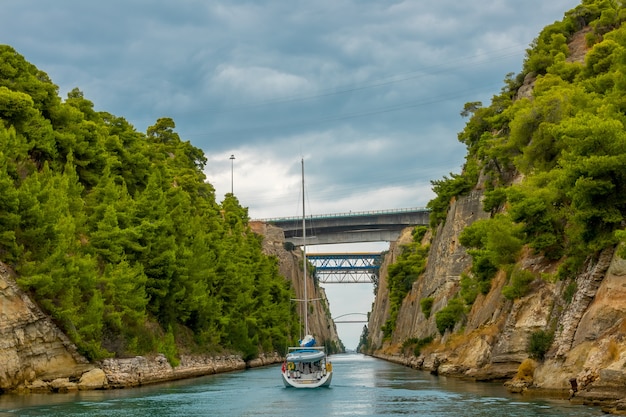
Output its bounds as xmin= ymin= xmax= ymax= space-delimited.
xmin=367 ymin=189 xmax=626 ymax=413
xmin=0 ymin=260 xmax=282 ymax=393
xmin=0 ymin=221 xmax=332 ymax=393
xmin=0 ymin=262 xmax=93 ymax=392
xmin=365 ymin=27 xmax=626 ymax=414
xmin=249 ymin=221 xmax=342 ymax=351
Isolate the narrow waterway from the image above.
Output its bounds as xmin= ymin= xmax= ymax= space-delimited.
xmin=0 ymin=354 xmax=602 ymax=416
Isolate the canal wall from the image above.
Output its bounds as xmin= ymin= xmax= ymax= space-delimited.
xmin=0 ymin=222 xmax=330 ymax=394
xmin=250 ymin=221 xmax=343 ymax=352
xmin=366 ymin=187 xmax=626 ymax=415
xmin=0 ymin=258 xmax=283 ymax=394
xmin=364 ymin=27 xmax=626 ymax=415
xmin=0 ymin=262 xmax=93 ymax=393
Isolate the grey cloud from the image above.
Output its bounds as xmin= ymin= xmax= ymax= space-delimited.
xmin=2 ymin=0 xmax=581 ymax=217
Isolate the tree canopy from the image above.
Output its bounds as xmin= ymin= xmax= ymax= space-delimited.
xmin=0 ymin=45 xmax=299 ymax=362
xmin=429 ymin=0 xmax=626 ymax=280
xmin=381 ymin=0 xmax=626 ymax=341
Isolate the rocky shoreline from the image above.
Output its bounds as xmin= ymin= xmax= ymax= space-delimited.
xmin=373 ymin=352 xmax=626 ymax=415
xmin=0 ymin=261 xmax=281 ymax=395
xmin=12 ymin=348 xmax=626 ymax=415
xmin=12 ymin=352 xmax=283 ymax=394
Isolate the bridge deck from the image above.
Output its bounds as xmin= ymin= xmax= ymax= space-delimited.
xmin=258 ymin=207 xmax=429 ymax=223
xmin=259 ymin=207 xmax=430 ymax=245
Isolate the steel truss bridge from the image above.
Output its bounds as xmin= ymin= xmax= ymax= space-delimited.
xmin=255 ymin=207 xmax=429 ymax=283
xmin=308 ymin=252 xmax=382 ymax=284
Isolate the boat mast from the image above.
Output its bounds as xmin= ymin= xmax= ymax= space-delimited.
xmin=301 ymin=158 xmax=309 ymax=336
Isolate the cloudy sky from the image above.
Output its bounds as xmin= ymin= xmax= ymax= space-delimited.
xmin=3 ymin=0 xmax=581 ymax=349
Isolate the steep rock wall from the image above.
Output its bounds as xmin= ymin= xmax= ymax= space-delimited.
xmin=0 ymin=260 xmax=282 ymax=393
xmin=249 ymin=221 xmax=342 ymax=349
xmin=0 ymin=263 xmax=93 ymax=392
xmin=365 ymin=28 xmax=626 ymax=411
xmin=0 ymin=222 xmax=324 ymax=393
xmin=368 ymin=189 xmax=490 ymax=353
xmin=366 ymin=187 xmax=626 ymax=412
xmin=395 ymin=189 xmax=491 ymax=346
xmin=367 ymin=227 xmax=411 ymax=350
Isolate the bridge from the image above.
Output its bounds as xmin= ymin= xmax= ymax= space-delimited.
xmin=263 ymin=207 xmax=430 ymax=246
xmin=308 ymin=252 xmax=381 ymax=284
xmin=333 ymin=313 xmax=369 ymax=323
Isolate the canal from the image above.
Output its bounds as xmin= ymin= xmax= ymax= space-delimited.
xmin=0 ymin=354 xmax=602 ymax=416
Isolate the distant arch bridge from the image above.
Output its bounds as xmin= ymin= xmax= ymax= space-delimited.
xmin=333 ymin=313 xmax=368 ymax=323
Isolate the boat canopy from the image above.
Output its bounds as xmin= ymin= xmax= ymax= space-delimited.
xmin=285 ymin=349 xmax=326 ymax=363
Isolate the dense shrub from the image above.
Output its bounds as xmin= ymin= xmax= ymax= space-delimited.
xmin=384 ymin=236 xmax=430 ymax=337
xmin=502 ymin=268 xmax=535 ymax=300
xmin=562 ymin=280 xmax=577 ymax=304
xmin=435 ymin=298 xmax=465 ymax=335
xmin=459 ymin=273 xmax=479 ymax=305
xmin=527 ymin=330 xmax=554 ymax=360
xmin=420 ymin=297 xmax=434 ymax=318
xmin=402 ymin=335 xmax=435 ymax=357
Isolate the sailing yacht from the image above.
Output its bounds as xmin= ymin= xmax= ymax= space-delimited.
xmin=280 ymin=159 xmax=333 ymax=388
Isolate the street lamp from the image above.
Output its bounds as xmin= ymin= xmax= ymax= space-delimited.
xmin=229 ymin=154 xmax=235 ymax=194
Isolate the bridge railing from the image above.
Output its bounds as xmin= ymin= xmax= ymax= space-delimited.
xmin=256 ymin=207 xmax=430 ymax=223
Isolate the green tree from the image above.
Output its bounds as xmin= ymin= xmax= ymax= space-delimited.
xmin=0 ymin=47 xmax=307 ymax=362
xmin=435 ymin=298 xmax=465 ymax=335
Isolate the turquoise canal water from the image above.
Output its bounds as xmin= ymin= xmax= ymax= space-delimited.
xmin=0 ymin=354 xmax=602 ymax=416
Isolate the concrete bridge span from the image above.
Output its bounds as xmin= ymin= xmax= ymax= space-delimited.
xmin=263 ymin=207 xmax=430 ymax=246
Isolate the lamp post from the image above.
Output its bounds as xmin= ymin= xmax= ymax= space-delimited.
xmin=229 ymin=154 xmax=235 ymax=194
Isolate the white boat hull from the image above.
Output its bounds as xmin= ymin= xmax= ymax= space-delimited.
xmin=281 ymin=346 xmax=333 ymax=388
xmin=282 ymin=161 xmax=334 ymax=389
xmin=281 ymin=368 xmax=332 ymax=388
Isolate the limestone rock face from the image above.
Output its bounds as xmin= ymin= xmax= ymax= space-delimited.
xmin=250 ymin=221 xmax=342 ymax=350
xmin=363 ymin=29 xmax=626 ymax=411
xmin=366 ymin=188 xmax=626 ymax=409
xmin=0 ymin=221 xmax=332 ymax=393
xmin=0 ymin=263 xmax=92 ymax=391
xmin=78 ymin=368 xmax=108 ymax=390
xmin=368 ymin=189 xmax=490 ymax=354
xmin=100 ymin=354 xmax=247 ymax=388
xmin=573 ymin=254 xmax=626 ymax=346
xmin=396 ymin=189 xmax=490 ymax=345
xmin=367 ymin=226 xmax=412 ymax=350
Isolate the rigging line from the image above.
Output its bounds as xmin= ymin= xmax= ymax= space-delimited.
xmin=182 ymin=81 xmax=502 ymax=139
xmin=183 ymin=45 xmax=528 ymax=116
xmin=289 ymin=163 xmax=305 ymax=238
xmin=304 ymin=180 xmax=319 ymax=241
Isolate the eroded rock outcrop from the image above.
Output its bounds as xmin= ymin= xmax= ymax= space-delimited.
xmin=101 ymin=354 xmax=247 ymax=388
xmin=0 ymin=224 xmax=299 ymax=394
xmin=0 ymin=263 xmax=93 ymax=392
xmin=250 ymin=221 xmax=342 ymax=350
xmin=367 ymin=189 xmax=626 ymax=410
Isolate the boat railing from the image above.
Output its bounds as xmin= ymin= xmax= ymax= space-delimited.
xmin=287 ymin=346 xmax=326 ymax=353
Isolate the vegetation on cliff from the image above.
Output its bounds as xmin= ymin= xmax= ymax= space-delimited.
xmin=0 ymin=45 xmax=301 ymax=362
xmin=381 ymin=226 xmax=429 ymax=338
xmin=450 ymin=0 xmax=626 ymax=273
xmin=459 ymin=0 xmax=626 ymax=297
xmin=378 ymin=0 xmax=626 ymax=352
